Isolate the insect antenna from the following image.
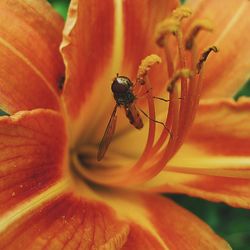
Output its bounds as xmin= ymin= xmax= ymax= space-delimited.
xmin=153 ymin=96 xmax=183 ymax=102
xmin=137 ymin=89 xmax=182 ymax=103
xmin=138 ymin=108 xmax=173 ymax=138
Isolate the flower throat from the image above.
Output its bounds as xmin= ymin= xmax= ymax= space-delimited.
xmin=72 ymin=6 xmax=218 ymax=187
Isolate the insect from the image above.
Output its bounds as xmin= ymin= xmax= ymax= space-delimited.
xmin=97 ymin=74 xmax=173 ymax=161
xmin=97 ymin=75 xmax=143 ymax=161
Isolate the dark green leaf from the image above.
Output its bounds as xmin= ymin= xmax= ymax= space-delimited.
xmin=0 ymin=109 xmax=9 ymax=116
xmin=48 ymin=0 xmax=70 ymax=19
xmin=234 ymin=79 xmax=250 ymax=100
xmin=169 ymin=194 xmax=250 ymax=250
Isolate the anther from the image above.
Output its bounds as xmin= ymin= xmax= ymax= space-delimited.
xmin=197 ymin=46 xmax=218 ymax=73
xmin=155 ymin=18 xmax=180 ymax=47
xmin=185 ymin=19 xmax=213 ymax=50
xmin=137 ymin=54 xmax=162 ymax=85
xmin=172 ymin=6 xmax=192 ymax=21
xmin=167 ymin=69 xmax=193 ymax=92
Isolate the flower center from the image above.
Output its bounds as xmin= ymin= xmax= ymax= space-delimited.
xmin=71 ymin=6 xmax=218 ymax=188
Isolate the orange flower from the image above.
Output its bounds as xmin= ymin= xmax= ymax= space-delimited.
xmin=0 ymin=0 xmax=249 ymax=249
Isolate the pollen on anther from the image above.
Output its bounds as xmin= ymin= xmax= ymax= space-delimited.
xmin=167 ymin=69 xmax=193 ymax=92
xmin=137 ymin=54 xmax=162 ymax=85
xmin=155 ymin=18 xmax=180 ymax=47
xmin=172 ymin=6 xmax=192 ymax=21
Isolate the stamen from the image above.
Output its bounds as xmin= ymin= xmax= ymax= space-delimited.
xmin=167 ymin=69 xmax=193 ymax=92
xmin=130 ymin=8 xmax=217 ymax=184
xmin=136 ymin=54 xmax=162 ymax=85
xmin=156 ymin=6 xmax=191 ymax=77
xmin=161 ymin=39 xmax=174 ymax=77
xmin=174 ymin=22 xmax=217 ymax=155
xmin=151 ymin=69 xmax=192 ymax=158
xmin=138 ymin=108 xmax=172 ymax=136
xmin=172 ymin=6 xmax=192 ymax=21
xmin=126 ymin=10 xmax=218 ymax=185
xmin=152 ymin=12 xmax=192 ymax=158
xmin=169 ymin=15 xmax=190 ymax=151
xmin=197 ymin=46 xmax=219 ymax=73
xmin=74 ymin=6 xmax=219 ymax=187
xmin=176 ymin=47 xmax=219 ymax=154
xmin=131 ymin=14 xmax=217 ymax=185
xmin=132 ymin=54 xmax=162 ymax=170
xmin=185 ymin=19 xmax=213 ymax=50
xmin=155 ymin=18 xmax=180 ymax=47
xmin=149 ymin=10 xmax=193 ymax=169
xmin=169 ymin=28 xmax=190 ymax=159
xmin=171 ymin=20 xmax=215 ymax=155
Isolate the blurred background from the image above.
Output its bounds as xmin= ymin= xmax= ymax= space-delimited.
xmin=47 ymin=0 xmax=250 ymax=249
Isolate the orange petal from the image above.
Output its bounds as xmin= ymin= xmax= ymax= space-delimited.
xmin=122 ymin=223 xmax=165 ymax=249
xmin=60 ymin=0 xmax=116 ymax=141
xmin=0 ymin=190 xmax=230 ymax=249
xmin=167 ymin=98 xmax=250 ymax=178
xmin=117 ymin=193 xmax=231 ymax=250
xmin=0 ymin=0 xmax=64 ymax=113
xmin=185 ymin=0 xmax=250 ymax=98
xmin=61 ymin=0 xmax=178 ymax=144
xmin=121 ymin=0 xmax=178 ymax=83
xmin=102 ymin=190 xmax=230 ymax=249
xmin=0 ymin=193 xmax=129 ymax=249
xmin=146 ymin=172 xmax=250 ymax=209
xmin=123 ymin=193 xmax=230 ymax=250
xmin=0 ymin=109 xmax=67 ymax=215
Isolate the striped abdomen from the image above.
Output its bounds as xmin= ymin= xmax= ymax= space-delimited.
xmin=124 ymin=103 xmax=143 ymax=129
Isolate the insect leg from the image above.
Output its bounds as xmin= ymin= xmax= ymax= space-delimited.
xmin=153 ymin=97 xmax=183 ymax=102
xmin=136 ymin=88 xmax=153 ymax=98
xmin=153 ymin=96 xmax=170 ymax=102
xmin=138 ymin=108 xmax=173 ymax=138
xmin=138 ymin=94 xmax=182 ymax=102
xmin=137 ymin=87 xmax=182 ymax=102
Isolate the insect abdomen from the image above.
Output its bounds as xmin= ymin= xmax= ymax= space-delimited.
xmin=125 ymin=104 xmax=143 ymax=129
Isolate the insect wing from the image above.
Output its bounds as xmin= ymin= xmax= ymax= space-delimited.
xmin=97 ymin=105 xmax=118 ymax=161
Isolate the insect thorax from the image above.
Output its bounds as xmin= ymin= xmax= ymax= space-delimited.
xmin=113 ymin=91 xmax=135 ymax=106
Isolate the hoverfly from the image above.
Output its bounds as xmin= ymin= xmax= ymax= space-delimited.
xmin=97 ymin=75 xmax=143 ymax=161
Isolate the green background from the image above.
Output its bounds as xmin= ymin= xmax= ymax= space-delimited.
xmin=0 ymin=0 xmax=249 ymax=249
